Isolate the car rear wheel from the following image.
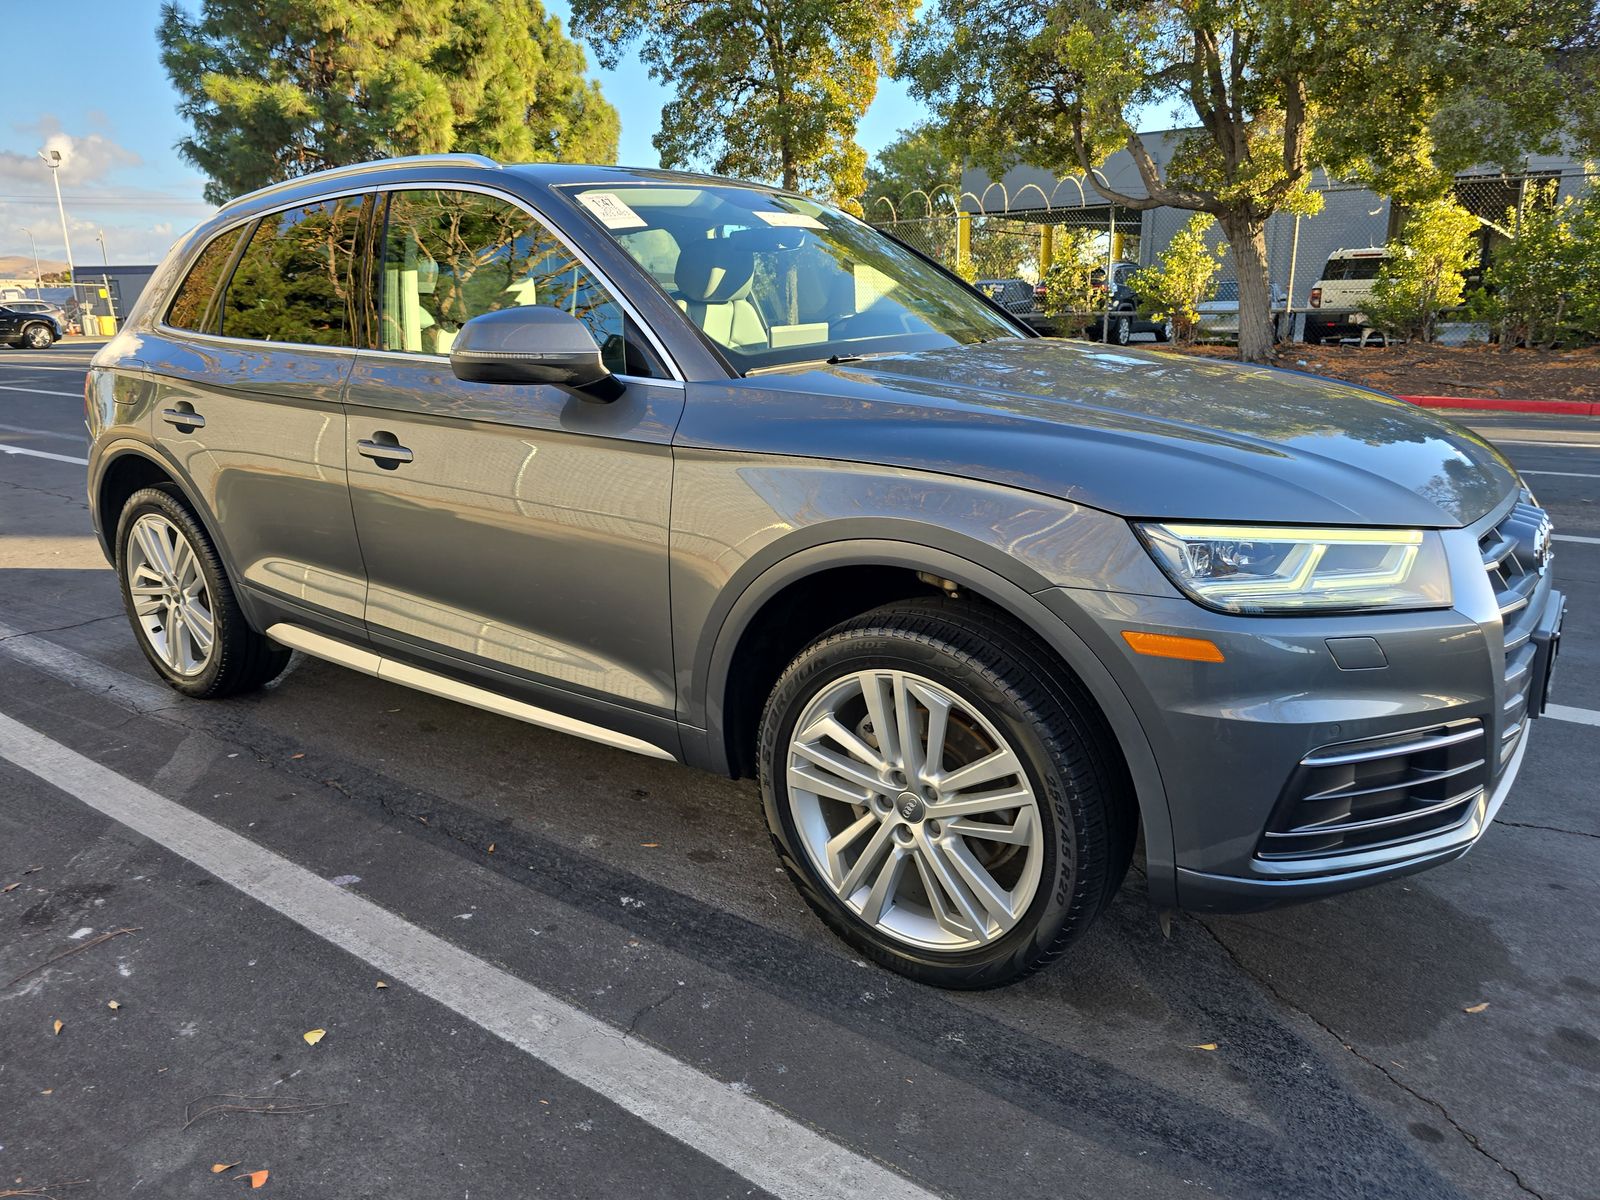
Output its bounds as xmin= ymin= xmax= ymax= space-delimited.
xmin=1113 ymin=315 xmax=1132 ymax=345
xmin=115 ymin=487 xmax=290 ymax=698
xmin=759 ymin=598 xmax=1132 ymax=988
xmin=22 ymin=323 xmax=53 ymax=349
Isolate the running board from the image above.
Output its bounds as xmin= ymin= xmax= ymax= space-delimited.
xmin=266 ymin=623 xmax=676 ymax=762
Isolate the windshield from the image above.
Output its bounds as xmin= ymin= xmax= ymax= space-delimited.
xmin=564 ymin=184 xmax=1023 ymax=371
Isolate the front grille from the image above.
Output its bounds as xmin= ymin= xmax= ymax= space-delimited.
xmin=1480 ymin=496 xmax=1553 ymax=766
xmin=1259 ymin=720 xmax=1489 ymax=859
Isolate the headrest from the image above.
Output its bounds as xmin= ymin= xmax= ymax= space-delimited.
xmin=675 ymin=240 xmax=755 ymax=304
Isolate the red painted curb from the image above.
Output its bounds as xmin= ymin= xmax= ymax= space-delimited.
xmin=1398 ymin=394 xmax=1599 ymax=416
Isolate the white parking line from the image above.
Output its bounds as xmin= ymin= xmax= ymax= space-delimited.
xmin=1521 ymin=470 xmax=1600 ymax=480
xmin=1554 ymin=534 xmax=1600 ymax=546
xmin=0 ymin=711 xmax=937 ymax=1200
xmin=1493 ymin=440 xmax=1600 ymax=450
xmin=1548 ymin=704 xmax=1600 ymax=728
xmin=0 ymin=442 xmax=88 ymax=465
xmin=0 ymin=382 xmax=84 ymax=398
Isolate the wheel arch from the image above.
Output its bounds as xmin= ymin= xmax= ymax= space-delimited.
xmin=92 ymin=443 xmax=235 ymax=578
xmin=689 ymin=535 xmax=1176 ymax=906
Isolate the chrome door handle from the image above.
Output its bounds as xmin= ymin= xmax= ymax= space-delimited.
xmin=356 ymin=437 xmax=414 ymax=467
xmin=161 ymin=406 xmax=205 ymax=429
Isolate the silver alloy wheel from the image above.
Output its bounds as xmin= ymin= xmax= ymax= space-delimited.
xmin=24 ymin=324 xmax=52 ymax=348
xmin=126 ymin=513 xmax=216 ymax=677
xmin=786 ymin=669 xmax=1045 ymax=952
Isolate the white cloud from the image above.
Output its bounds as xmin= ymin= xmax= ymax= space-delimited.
xmin=0 ymin=119 xmax=209 ymax=265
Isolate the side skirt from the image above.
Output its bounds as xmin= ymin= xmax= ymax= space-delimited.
xmin=266 ymin=623 xmax=678 ymax=763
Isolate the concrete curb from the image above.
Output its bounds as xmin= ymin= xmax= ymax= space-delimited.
xmin=1399 ymin=394 xmax=1599 ymax=416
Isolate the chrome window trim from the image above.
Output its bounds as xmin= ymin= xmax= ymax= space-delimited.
xmin=154 ymin=179 xmax=685 ymax=382
xmin=156 ymin=188 xmax=374 ymax=351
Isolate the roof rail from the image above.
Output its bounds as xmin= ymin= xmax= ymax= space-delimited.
xmin=224 ymin=153 xmax=502 ymax=209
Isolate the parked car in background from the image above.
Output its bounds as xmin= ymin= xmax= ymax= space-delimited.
xmin=88 ymin=155 xmax=1563 ymax=989
xmin=1089 ymin=260 xmax=1167 ymax=344
xmin=1191 ymin=278 xmax=1289 ymax=342
xmin=0 ymin=304 xmax=64 ymax=348
xmin=4 ymin=299 xmax=69 ymax=323
xmin=1304 ymin=248 xmax=1389 ymax=344
xmin=975 ymin=277 xmax=1045 ymax=318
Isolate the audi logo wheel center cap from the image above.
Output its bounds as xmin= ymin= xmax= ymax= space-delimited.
xmin=896 ymin=791 xmax=927 ymax=822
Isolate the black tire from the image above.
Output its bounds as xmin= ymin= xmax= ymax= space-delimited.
xmin=22 ymin=323 xmax=54 ymax=349
xmin=114 ymin=487 xmax=290 ymax=698
xmin=759 ymin=597 xmax=1134 ymax=989
xmin=1113 ymin=315 xmax=1132 ymax=345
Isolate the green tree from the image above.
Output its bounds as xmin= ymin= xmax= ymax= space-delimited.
xmin=569 ymin=0 xmax=915 ymax=210
xmin=902 ymin=0 xmax=1592 ymax=363
xmin=1367 ymin=199 xmax=1480 ymax=342
xmin=1469 ymin=182 xmax=1600 ymax=348
xmin=159 ymin=0 xmax=619 ymax=204
xmin=1039 ymin=226 xmax=1103 ymax=336
xmin=1128 ymin=213 xmax=1225 ymax=344
xmin=864 ymin=123 xmax=962 ymax=222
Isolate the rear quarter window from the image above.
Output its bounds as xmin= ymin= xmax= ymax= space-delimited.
xmin=166 ymin=229 xmax=245 ymax=333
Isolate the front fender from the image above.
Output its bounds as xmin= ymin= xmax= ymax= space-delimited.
xmin=689 ymin=535 xmax=1178 ymax=908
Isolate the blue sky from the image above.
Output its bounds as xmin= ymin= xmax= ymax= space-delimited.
xmin=0 ymin=1 xmax=931 ymax=268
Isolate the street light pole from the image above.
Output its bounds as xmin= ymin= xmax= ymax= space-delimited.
xmin=95 ymin=229 xmax=117 ymax=322
xmin=37 ymin=150 xmax=75 ymax=284
xmin=17 ymin=227 xmax=42 ymax=290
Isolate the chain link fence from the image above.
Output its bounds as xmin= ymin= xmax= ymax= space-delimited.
xmin=875 ymin=170 xmax=1599 ymax=344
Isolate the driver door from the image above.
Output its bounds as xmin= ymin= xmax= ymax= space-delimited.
xmin=343 ymin=187 xmax=684 ymax=740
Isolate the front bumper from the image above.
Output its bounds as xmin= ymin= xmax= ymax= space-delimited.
xmin=1037 ymin=491 xmax=1563 ymax=912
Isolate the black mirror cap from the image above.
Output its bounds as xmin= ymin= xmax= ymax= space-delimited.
xmin=449 ymin=306 xmax=620 ymax=400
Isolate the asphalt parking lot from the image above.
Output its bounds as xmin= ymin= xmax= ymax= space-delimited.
xmin=1 ymin=343 xmax=1596 ymax=1200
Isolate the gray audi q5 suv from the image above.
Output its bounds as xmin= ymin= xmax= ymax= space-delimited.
xmin=86 ymin=155 xmax=1565 ymax=988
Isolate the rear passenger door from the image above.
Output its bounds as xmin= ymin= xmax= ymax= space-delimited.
xmin=151 ymin=195 xmax=372 ymax=634
xmin=343 ymin=186 xmax=684 ymax=739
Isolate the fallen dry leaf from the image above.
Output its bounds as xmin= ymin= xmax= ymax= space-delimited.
xmin=640 ymin=842 xmax=659 ymax=848
xmin=51 ymin=1020 xmax=63 ymax=1036
xmin=1191 ymin=1042 xmax=1218 ymax=1051
xmin=1464 ymin=1002 xmax=1489 ymax=1014
xmin=375 ymin=981 xmax=388 ymax=989
xmin=302 ymin=1029 xmax=325 ymax=1046
xmin=211 ymin=1162 xmax=240 ymax=1175
xmin=41 ymin=1088 xmax=53 ymax=1095
xmin=107 ymin=1000 xmax=120 ymax=1010
xmin=487 ymin=843 xmax=495 ymax=853
xmin=2 ymin=882 xmax=19 ymax=892
xmin=290 ymin=753 xmax=304 ymax=760
xmin=245 ymin=1169 xmax=269 ymax=1188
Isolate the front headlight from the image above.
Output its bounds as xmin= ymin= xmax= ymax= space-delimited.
xmin=1135 ymin=523 xmax=1452 ymax=614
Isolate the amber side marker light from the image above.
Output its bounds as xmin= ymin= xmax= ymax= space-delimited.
xmin=1121 ymin=630 xmax=1226 ymax=663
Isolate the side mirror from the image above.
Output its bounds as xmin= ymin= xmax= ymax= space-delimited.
xmin=449 ymin=306 xmax=622 ymax=401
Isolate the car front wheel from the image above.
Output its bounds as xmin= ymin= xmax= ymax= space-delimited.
xmin=759 ymin=598 xmax=1133 ymax=988
xmin=115 ymin=487 xmax=290 ymax=698
xmin=22 ymin=323 xmax=54 ymax=349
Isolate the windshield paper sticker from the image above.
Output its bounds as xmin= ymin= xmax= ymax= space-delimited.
xmin=578 ymin=192 xmax=647 ymax=229
xmin=756 ymin=211 xmax=825 ymax=229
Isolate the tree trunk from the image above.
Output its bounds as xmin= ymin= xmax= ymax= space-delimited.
xmin=1219 ymin=213 xmax=1274 ymax=363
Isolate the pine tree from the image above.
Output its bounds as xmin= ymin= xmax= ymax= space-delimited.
xmin=159 ymin=0 xmax=620 ymax=204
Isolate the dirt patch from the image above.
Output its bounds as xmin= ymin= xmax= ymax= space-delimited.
xmin=1155 ymin=342 xmax=1600 ymax=404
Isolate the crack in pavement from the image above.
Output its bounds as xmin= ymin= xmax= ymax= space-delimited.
xmin=624 ymin=986 xmax=679 ymax=1038
xmin=0 ymin=613 xmax=123 ymax=643
xmin=1493 ymin=817 xmax=1600 ymax=841
xmin=0 ymin=476 xmax=89 ymax=504
xmin=1193 ymin=915 xmax=1548 ymax=1200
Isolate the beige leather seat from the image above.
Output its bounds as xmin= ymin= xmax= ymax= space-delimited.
xmin=674 ymin=240 xmax=768 ymax=351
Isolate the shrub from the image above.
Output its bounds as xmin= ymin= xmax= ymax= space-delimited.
xmin=1040 ymin=227 xmax=1104 ymax=336
xmin=1468 ymin=182 xmax=1600 ymax=348
xmin=1127 ymin=213 xmax=1224 ymax=343
xmin=1368 ymin=199 xmax=1480 ymax=342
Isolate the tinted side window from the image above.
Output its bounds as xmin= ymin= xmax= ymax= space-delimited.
xmin=378 ymin=188 xmax=653 ymax=376
xmin=166 ymin=229 xmax=244 ymax=333
xmin=221 ymin=196 xmax=367 ymax=346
